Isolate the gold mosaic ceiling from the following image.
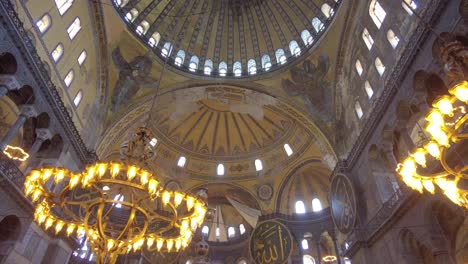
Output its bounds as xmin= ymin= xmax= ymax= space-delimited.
xmin=112 ymin=0 xmax=341 ymax=77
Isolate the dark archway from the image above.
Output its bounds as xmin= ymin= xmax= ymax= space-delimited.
xmin=0 ymin=53 xmax=17 ymax=75
xmin=0 ymin=215 xmax=21 ymax=260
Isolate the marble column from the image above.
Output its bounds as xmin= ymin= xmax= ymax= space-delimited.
xmin=0 ymin=85 xmax=7 ymax=97
xmin=19 ymin=128 xmax=52 ymax=172
xmin=0 ymin=74 xmax=20 ymax=98
xmin=329 ymin=231 xmax=342 ymax=264
xmin=0 ymin=105 xmax=37 ymax=151
xmin=316 ymin=238 xmax=322 ymax=264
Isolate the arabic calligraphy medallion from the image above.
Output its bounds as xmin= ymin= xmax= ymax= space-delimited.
xmin=249 ymin=220 xmax=292 ymax=264
xmin=330 ymin=173 xmax=357 ymax=234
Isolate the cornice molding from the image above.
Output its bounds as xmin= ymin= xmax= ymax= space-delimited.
xmin=0 ymin=0 xmax=97 ymax=164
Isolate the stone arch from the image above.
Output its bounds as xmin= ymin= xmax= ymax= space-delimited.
xmin=425 ymin=74 xmax=448 ymax=105
xmin=37 ymin=134 xmax=63 ymax=159
xmin=36 ymin=112 xmax=50 ymax=129
xmin=0 ymin=53 xmax=17 ymax=75
xmin=0 ymin=215 xmax=21 ymax=260
xmin=368 ymin=144 xmax=395 ymax=202
xmin=398 ymin=228 xmax=436 ymax=264
xmin=7 ymin=85 xmax=35 ymax=105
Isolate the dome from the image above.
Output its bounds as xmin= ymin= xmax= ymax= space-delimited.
xmin=112 ymin=0 xmax=341 ymax=78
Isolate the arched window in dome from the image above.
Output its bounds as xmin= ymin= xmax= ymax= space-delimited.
xmin=73 ymin=90 xmax=83 ymax=107
xmin=217 ymin=164 xmax=225 ymax=176
xmin=239 ymin=224 xmax=246 ymax=235
xmin=55 ymin=0 xmax=73 ymax=15
xmin=387 ymin=29 xmax=400 ymax=49
xmin=219 ymin=61 xmax=228 ymax=76
xmin=36 ymin=14 xmax=51 ymax=34
xmin=233 ymin=61 xmax=242 ymax=77
xmin=289 ymin=40 xmax=301 ymax=56
xmin=321 ymin=3 xmax=334 ymax=18
xmin=113 ymin=194 xmax=125 ymax=208
xmin=64 ymin=70 xmax=74 ymax=88
xmin=161 ymin=42 xmax=172 ymax=58
xmin=301 ymin=30 xmax=314 ymax=45
xmin=201 ymin=226 xmax=209 ymax=236
xmin=312 ymin=17 xmax=324 ymax=33
xmin=136 ymin=20 xmax=149 ymax=35
xmin=303 ymin=255 xmax=316 ymax=264
xmin=77 ymin=50 xmax=87 ymax=65
xmin=369 ymin=1 xmax=386 ymax=29
xmin=204 ymin=59 xmax=213 ymax=75
xmin=375 ymin=57 xmax=385 ymax=76
xmin=355 ymin=59 xmax=363 ymax=76
xmin=295 ymin=201 xmax=306 ymax=214
xmin=51 ymin=43 xmax=64 ymax=62
xmin=177 ymin=156 xmax=186 ymax=167
xmin=275 ymin=49 xmax=286 ymax=65
xmin=125 ymin=8 xmax=138 ymax=22
xmin=355 ymin=101 xmax=363 ymax=119
xmin=238 ymin=260 xmax=247 ymax=264
xmin=284 ymin=143 xmax=293 ymax=156
xmin=248 ymin=59 xmax=257 ymax=75
xmin=148 ymin=32 xmax=161 ymax=47
xmin=365 ymin=81 xmax=374 ymax=99
xmin=67 ymin=17 xmax=81 ymax=40
xmin=362 ymin=28 xmax=374 ymax=50
xmin=402 ymin=0 xmax=417 ymax=15
xmin=189 ymin=56 xmax=199 ymax=72
xmin=301 ymin=239 xmax=309 ymax=250
xmin=312 ymin=198 xmax=323 ymax=212
xmin=254 ymin=159 xmax=263 ymax=171
xmin=344 ymin=257 xmax=352 ymax=264
xmin=149 ymin=138 xmax=157 ymax=147
xmin=261 ymin=55 xmax=272 ymax=71
xmin=228 ymin=227 xmax=236 ymax=238
xmin=114 ymin=0 xmax=129 ymax=7
xmin=174 ymin=50 xmax=185 ymax=66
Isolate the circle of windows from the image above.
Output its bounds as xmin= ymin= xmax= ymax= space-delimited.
xmin=112 ymin=0 xmax=340 ymax=78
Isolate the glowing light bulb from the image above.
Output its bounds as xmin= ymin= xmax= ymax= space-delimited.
xmin=107 ymin=239 xmax=115 ymax=250
xmin=97 ymin=163 xmax=107 ymax=178
xmin=148 ymin=179 xmax=158 ymax=195
xmin=147 ymin=237 xmax=154 ymax=248
xmin=450 ymin=81 xmax=468 ymax=102
xmin=111 ymin=163 xmax=120 ymax=178
xmin=425 ymin=110 xmax=444 ymax=127
xmin=55 ymin=221 xmax=64 ymax=234
xmin=87 ymin=166 xmax=96 ymax=179
xmin=400 ymin=158 xmax=416 ymax=179
xmin=166 ymin=239 xmax=174 ymax=251
xmin=55 ymin=169 xmax=65 ymax=184
xmin=77 ymin=226 xmax=85 ymax=236
xmin=175 ymin=239 xmax=181 ymax=251
xmin=30 ymin=170 xmax=41 ymax=181
xmin=156 ymin=239 xmax=164 ymax=251
xmin=186 ymin=196 xmax=195 ymax=211
xmin=180 ymin=220 xmax=189 ymax=232
xmin=162 ymin=191 xmax=171 ymax=205
xmin=174 ymin=192 xmax=183 ymax=207
xmin=140 ymin=171 xmax=149 ymax=185
xmin=422 ymin=180 xmax=435 ymax=194
xmin=32 ymin=189 xmax=42 ymax=202
xmin=42 ymin=169 xmax=52 ymax=181
xmin=412 ymin=149 xmax=426 ymax=167
xmin=434 ymin=96 xmax=453 ymax=115
xmin=37 ymin=214 xmax=47 ymax=224
xmin=25 ymin=184 xmax=34 ymax=196
xmin=69 ymin=174 xmax=80 ymax=189
xmin=425 ymin=141 xmax=441 ymax=159
xmin=127 ymin=166 xmax=137 ymax=181
xmin=45 ymin=217 xmax=54 ymax=230
xmin=66 ymin=224 xmax=75 ymax=236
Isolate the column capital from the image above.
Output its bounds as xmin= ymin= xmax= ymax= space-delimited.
xmin=0 ymin=74 xmax=20 ymax=91
xmin=35 ymin=128 xmax=52 ymax=141
xmin=19 ymin=105 xmax=38 ymax=118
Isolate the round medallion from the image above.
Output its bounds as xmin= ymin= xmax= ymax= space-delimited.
xmin=249 ymin=220 xmax=292 ymax=264
xmin=330 ymin=173 xmax=357 ymax=234
xmin=257 ymin=184 xmax=273 ymax=201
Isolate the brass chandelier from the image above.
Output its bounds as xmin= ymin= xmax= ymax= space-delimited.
xmin=396 ymin=81 xmax=467 ymax=208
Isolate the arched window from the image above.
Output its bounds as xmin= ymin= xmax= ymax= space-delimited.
xmin=73 ymin=90 xmax=83 ymax=107
xmin=189 ymin=56 xmax=199 ymax=72
xmin=355 ymin=59 xmax=363 ymax=76
xmin=375 ymin=57 xmax=385 ymax=76
xmin=204 ymin=59 xmax=213 ymax=75
xmin=177 ymin=156 xmax=186 ymax=167
xmin=369 ymin=1 xmax=386 ymax=29
xmin=303 ymin=255 xmax=316 ymax=264
xmin=283 ymin=143 xmax=293 ymax=156
xmin=77 ymin=50 xmax=87 ymax=65
xmin=248 ymin=59 xmax=257 ymax=75
xmin=149 ymin=138 xmax=157 ymax=147
xmin=362 ymin=28 xmax=374 ymax=50
xmin=295 ymin=201 xmax=306 ymax=214
xmin=67 ymin=17 xmax=81 ymax=40
xmin=321 ymin=3 xmax=334 ymax=18
xmin=254 ymin=159 xmax=263 ymax=171
xmin=136 ymin=20 xmax=149 ymax=35
xmin=36 ymin=14 xmax=51 ymax=33
xmin=219 ymin=61 xmax=228 ymax=76
xmin=301 ymin=239 xmax=309 ymax=250
xmin=233 ymin=61 xmax=242 ymax=77
xmin=402 ymin=0 xmax=417 ymax=15
xmin=201 ymin=226 xmax=209 ymax=235
xmin=261 ymin=55 xmax=272 ymax=71
xmin=161 ymin=42 xmax=172 ymax=58
xmin=355 ymin=101 xmax=363 ymax=119
xmin=217 ymin=164 xmax=225 ymax=176
xmin=312 ymin=198 xmax=323 ymax=212
xmin=289 ymin=40 xmax=301 ymax=56
xmin=312 ymin=17 xmax=324 ymax=33
xmin=51 ymin=43 xmax=64 ymax=62
xmin=239 ymin=224 xmax=246 ymax=235
xmin=301 ymin=30 xmax=314 ymax=45
xmin=114 ymin=0 xmax=129 ymax=7
xmin=174 ymin=50 xmax=185 ymax=66
xmin=238 ymin=260 xmax=247 ymax=264
xmin=113 ymin=194 xmax=124 ymax=208
xmin=387 ymin=29 xmax=400 ymax=49
xmin=228 ymin=227 xmax=236 ymax=238
xmin=275 ymin=49 xmax=286 ymax=65
xmin=215 ymin=227 xmax=220 ymax=237
xmin=365 ymin=81 xmax=374 ymax=99
xmin=125 ymin=8 xmax=138 ymax=22
xmin=64 ymin=70 xmax=74 ymax=87
xmin=148 ymin=32 xmax=161 ymax=47
xmin=55 ymin=0 xmax=73 ymax=15
xmin=344 ymin=257 xmax=352 ymax=264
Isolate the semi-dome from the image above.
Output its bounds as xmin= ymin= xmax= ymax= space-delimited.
xmin=112 ymin=0 xmax=341 ymax=78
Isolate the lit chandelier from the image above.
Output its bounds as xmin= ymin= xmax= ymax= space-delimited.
xmin=396 ymin=81 xmax=467 ymax=208
xmin=23 ymin=128 xmax=207 ymax=263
